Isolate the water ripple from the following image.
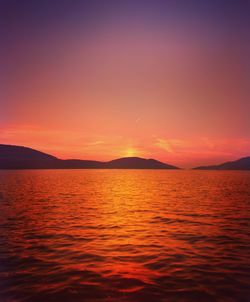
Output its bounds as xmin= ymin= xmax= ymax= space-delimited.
xmin=0 ymin=170 xmax=250 ymax=301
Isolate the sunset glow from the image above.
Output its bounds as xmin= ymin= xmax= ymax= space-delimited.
xmin=123 ymin=148 xmax=140 ymax=158
xmin=1 ymin=1 xmax=249 ymax=167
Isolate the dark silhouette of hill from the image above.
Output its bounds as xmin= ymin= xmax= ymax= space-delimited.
xmin=194 ymin=157 xmax=250 ymax=170
xmin=0 ymin=144 xmax=180 ymax=169
xmin=105 ymin=157 xmax=179 ymax=169
xmin=0 ymin=144 xmax=59 ymax=169
xmin=58 ymin=159 xmax=105 ymax=169
xmin=0 ymin=144 xmax=57 ymax=160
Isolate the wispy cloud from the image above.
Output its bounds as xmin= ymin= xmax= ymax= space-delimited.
xmin=155 ymin=138 xmax=183 ymax=153
xmin=85 ymin=140 xmax=105 ymax=146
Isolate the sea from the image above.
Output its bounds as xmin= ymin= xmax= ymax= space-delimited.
xmin=0 ymin=170 xmax=250 ymax=302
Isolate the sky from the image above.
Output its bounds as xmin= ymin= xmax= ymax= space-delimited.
xmin=1 ymin=0 xmax=250 ymax=168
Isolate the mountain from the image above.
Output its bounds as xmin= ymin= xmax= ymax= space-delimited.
xmin=0 ymin=144 xmax=180 ymax=169
xmin=0 ymin=144 xmax=59 ymax=169
xmin=105 ymin=157 xmax=179 ymax=169
xmin=0 ymin=144 xmax=57 ymax=160
xmin=194 ymin=157 xmax=250 ymax=170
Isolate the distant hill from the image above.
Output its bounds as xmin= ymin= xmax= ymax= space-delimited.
xmin=0 ymin=144 xmax=59 ymax=169
xmin=105 ymin=157 xmax=179 ymax=169
xmin=0 ymin=144 xmax=57 ymax=160
xmin=194 ymin=157 xmax=250 ymax=170
xmin=0 ymin=144 xmax=180 ymax=170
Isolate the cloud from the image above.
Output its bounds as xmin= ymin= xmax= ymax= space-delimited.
xmin=85 ymin=140 xmax=105 ymax=146
xmin=155 ymin=138 xmax=184 ymax=153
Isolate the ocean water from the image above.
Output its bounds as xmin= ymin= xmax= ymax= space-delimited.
xmin=0 ymin=170 xmax=250 ymax=302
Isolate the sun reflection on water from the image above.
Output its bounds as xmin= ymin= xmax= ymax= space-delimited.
xmin=0 ymin=170 xmax=250 ymax=301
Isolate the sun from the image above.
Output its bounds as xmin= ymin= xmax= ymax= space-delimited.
xmin=123 ymin=147 xmax=139 ymax=157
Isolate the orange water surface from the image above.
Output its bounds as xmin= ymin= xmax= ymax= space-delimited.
xmin=0 ymin=170 xmax=250 ymax=302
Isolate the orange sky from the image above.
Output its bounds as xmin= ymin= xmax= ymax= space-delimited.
xmin=1 ymin=1 xmax=250 ymax=168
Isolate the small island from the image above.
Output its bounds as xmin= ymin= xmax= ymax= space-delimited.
xmin=193 ymin=157 xmax=250 ymax=170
